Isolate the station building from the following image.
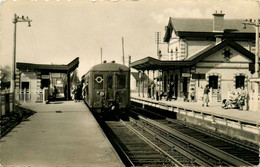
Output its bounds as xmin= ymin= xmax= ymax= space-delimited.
xmin=130 ymin=12 xmax=258 ymax=108
xmin=15 ymin=57 xmax=79 ymax=102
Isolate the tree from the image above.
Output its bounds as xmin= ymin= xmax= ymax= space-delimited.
xmin=0 ymin=65 xmax=11 ymax=90
xmin=70 ymin=69 xmax=80 ymax=86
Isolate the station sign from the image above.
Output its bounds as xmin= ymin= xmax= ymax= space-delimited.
xmin=191 ymin=73 xmax=205 ymax=79
xmin=21 ymin=72 xmax=37 ymax=79
xmin=51 ymin=73 xmax=61 ymax=78
xmin=182 ymin=73 xmax=191 ymax=77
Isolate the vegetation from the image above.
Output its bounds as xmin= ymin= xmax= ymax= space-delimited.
xmin=0 ymin=65 xmax=11 ymax=90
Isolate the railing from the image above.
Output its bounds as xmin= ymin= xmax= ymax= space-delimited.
xmin=131 ymin=97 xmax=260 ymax=135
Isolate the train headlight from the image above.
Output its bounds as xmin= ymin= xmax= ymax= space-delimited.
xmin=100 ymin=91 xmax=105 ymax=96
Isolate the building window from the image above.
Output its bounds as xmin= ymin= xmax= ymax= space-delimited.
xmin=209 ymin=76 xmax=218 ymax=89
xmin=236 ymin=76 xmax=245 ymax=89
xmin=117 ymin=74 xmax=126 ymax=89
xmin=180 ymin=41 xmax=186 ymax=58
xmin=107 ymin=75 xmax=113 ymax=89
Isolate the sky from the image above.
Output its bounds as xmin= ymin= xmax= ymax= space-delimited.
xmin=0 ymin=0 xmax=259 ymax=77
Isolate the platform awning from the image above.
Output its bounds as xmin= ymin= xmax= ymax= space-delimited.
xmin=130 ymin=57 xmax=191 ymax=71
xmin=17 ymin=57 xmax=79 ymax=73
xmin=130 ymin=39 xmax=256 ymax=72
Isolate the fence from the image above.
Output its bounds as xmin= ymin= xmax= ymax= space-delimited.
xmin=0 ymin=91 xmax=14 ymax=117
xmin=17 ymin=88 xmax=50 ymax=103
xmin=18 ymin=89 xmax=44 ymax=103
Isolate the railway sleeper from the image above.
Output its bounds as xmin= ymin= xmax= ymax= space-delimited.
xmin=132 ymin=121 xmax=212 ymax=166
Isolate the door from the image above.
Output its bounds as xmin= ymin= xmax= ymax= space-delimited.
xmin=107 ymin=75 xmax=114 ymax=100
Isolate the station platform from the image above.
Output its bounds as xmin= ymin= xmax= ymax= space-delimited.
xmin=0 ymin=101 xmax=124 ymax=167
xmin=131 ymin=93 xmax=260 ymax=124
xmin=131 ymin=93 xmax=260 ymax=144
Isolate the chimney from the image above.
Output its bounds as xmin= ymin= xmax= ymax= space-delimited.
xmin=213 ymin=10 xmax=225 ymax=32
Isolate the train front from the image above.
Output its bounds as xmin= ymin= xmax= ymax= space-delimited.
xmin=88 ymin=62 xmax=130 ymax=115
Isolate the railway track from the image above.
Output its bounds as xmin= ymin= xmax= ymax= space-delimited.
xmin=105 ymin=120 xmax=192 ymax=166
xmin=134 ymin=116 xmax=257 ymax=166
xmin=105 ymin=116 xmax=256 ymax=166
xmin=102 ymin=107 xmax=258 ymax=166
xmin=162 ymin=118 xmax=259 ymax=164
xmin=130 ymin=104 xmax=259 ymax=165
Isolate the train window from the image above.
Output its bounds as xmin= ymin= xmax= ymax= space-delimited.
xmin=117 ymin=74 xmax=126 ymax=89
xmin=94 ymin=74 xmax=103 ymax=89
xmin=107 ymin=75 xmax=113 ymax=89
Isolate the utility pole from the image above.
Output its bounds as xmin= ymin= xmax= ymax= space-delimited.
xmin=11 ymin=14 xmax=32 ymax=112
xmin=243 ymin=18 xmax=259 ymax=112
xmin=122 ymin=37 xmax=125 ymax=65
xmin=128 ymin=55 xmax=131 ymax=68
xmin=100 ymin=47 xmax=103 ymax=63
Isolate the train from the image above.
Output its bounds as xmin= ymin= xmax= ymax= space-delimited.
xmin=81 ymin=61 xmax=130 ymax=117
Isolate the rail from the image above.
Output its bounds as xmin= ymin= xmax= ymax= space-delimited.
xmin=122 ymin=119 xmax=184 ymax=167
xmin=137 ymin=116 xmax=253 ymax=166
xmin=131 ymin=97 xmax=260 ymax=134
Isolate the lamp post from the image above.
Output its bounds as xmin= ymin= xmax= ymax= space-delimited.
xmin=11 ymin=14 xmax=32 ymax=112
xmin=243 ymin=19 xmax=259 ymax=112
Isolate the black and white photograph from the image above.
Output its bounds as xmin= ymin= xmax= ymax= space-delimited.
xmin=0 ymin=0 xmax=259 ymax=166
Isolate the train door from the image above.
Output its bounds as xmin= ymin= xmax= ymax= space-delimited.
xmin=107 ymin=75 xmax=114 ymax=100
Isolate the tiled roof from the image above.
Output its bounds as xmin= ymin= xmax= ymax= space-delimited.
xmin=170 ymin=18 xmax=255 ymax=33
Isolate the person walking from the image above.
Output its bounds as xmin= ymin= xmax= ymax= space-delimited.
xmin=203 ymin=84 xmax=210 ymax=107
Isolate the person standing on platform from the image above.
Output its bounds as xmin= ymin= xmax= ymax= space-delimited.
xmin=202 ymin=84 xmax=210 ymax=107
xmin=148 ymin=83 xmax=151 ymax=98
xmin=166 ymin=83 xmax=171 ymax=101
xmin=169 ymin=82 xmax=174 ymax=100
xmin=156 ymin=82 xmax=160 ymax=101
xmin=190 ymin=88 xmax=195 ymax=102
xmin=53 ymin=86 xmax=58 ymax=100
xmin=240 ymin=86 xmax=248 ymax=110
xmin=151 ymin=82 xmax=155 ymax=99
xmin=64 ymin=84 xmax=68 ymax=100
